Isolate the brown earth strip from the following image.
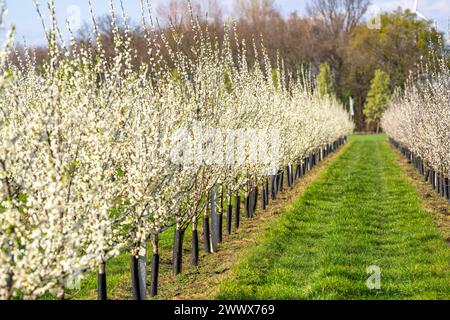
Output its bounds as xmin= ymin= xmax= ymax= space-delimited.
xmin=389 ymin=143 xmax=450 ymax=243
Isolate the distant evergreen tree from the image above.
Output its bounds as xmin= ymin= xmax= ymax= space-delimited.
xmin=317 ymin=63 xmax=335 ymax=98
xmin=364 ymin=70 xmax=391 ymax=133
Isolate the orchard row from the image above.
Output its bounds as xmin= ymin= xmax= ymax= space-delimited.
xmin=0 ymin=0 xmax=353 ymax=299
xmin=382 ymin=59 xmax=450 ymax=204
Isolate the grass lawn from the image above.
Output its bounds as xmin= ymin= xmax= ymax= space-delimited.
xmin=217 ymin=135 xmax=450 ymax=300
xmin=72 ymin=136 xmax=346 ymax=300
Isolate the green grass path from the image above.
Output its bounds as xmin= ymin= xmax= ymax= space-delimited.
xmin=217 ymin=135 xmax=450 ymax=300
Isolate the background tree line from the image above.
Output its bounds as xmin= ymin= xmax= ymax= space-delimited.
xmin=13 ymin=0 xmax=445 ymax=131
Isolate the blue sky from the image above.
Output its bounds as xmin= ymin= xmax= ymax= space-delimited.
xmin=3 ymin=0 xmax=450 ymax=45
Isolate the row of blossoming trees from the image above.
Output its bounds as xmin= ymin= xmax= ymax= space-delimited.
xmin=0 ymin=0 xmax=354 ymax=299
xmin=382 ymin=59 xmax=450 ymax=202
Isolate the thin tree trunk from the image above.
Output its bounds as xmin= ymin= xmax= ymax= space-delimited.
xmin=97 ymin=262 xmax=107 ymax=300
xmin=227 ymin=189 xmax=232 ymax=234
xmin=203 ymin=203 xmax=211 ymax=253
xmin=262 ymin=183 xmax=267 ymax=210
xmin=253 ymin=186 xmax=258 ymax=215
xmin=131 ymin=243 xmax=147 ymax=300
xmin=286 ymin=166 xmax=291 ymax=187
xmin=235 ymin=192 xmax=240 ymax=229
xmin=150 ymin=234 xmax=159 ymax=297
xmin=218 ymin=186 xmax=223 ymax=243
xmin=173 ymin=225 xmax=184 ymax=275
xmin=211 ymin=186 xmax=218 ymax=252
xmin=271 ymin=175 xmax=276 ymax=199
xmin=191 ymin=216 xmax=199 ymax=266
xmin=245 ymin=192 xmax=250 ymax=218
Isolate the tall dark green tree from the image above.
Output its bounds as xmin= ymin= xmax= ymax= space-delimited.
xmin=364 ymin=70 xmax=390 ymax=133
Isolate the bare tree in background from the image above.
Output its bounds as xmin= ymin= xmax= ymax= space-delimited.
xmin=203 ymin=0 xmax=223 ymax=24
xmin=233 ymin=0 xmax=278 ymax=24
xmin=157 ymin=0 xmax=223 ymax=27
xmin=157 ymin=0 xmax=193 ymax=27
xmin=306 ymin=0 xmax=370 ymax=129
xmin=306 ymin=0 xmax=369 ymax=65
xmin=307 ymin=0 xmax=370 ymax=34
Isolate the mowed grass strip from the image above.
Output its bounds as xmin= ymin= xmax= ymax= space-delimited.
xmin=217 ymin=135 xmax=450 ymax=300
